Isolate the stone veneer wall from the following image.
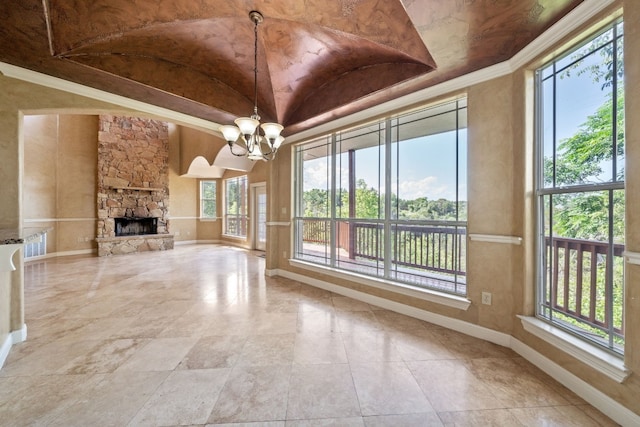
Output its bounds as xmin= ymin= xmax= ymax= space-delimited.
xmin=96 ymin=115 xmax=173 ymax=255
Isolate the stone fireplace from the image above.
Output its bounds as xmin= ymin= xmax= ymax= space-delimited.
xmin=95 ymin=115 xmax=174 ymax=256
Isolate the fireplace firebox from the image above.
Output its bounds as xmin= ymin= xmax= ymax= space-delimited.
xmin=114 ymin=217 xmax=158 ymax=237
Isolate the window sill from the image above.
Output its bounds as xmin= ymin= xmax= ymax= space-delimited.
xmin=198 ymin=218 xmax=219 ymax=222
xmin=518 ymin=315 xmax=630 ymax=383
xmin=288 ymin=259 xmax=471 ymax=310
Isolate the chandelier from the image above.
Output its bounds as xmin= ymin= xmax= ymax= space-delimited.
xmin=219 ymin=11 xmax=284 ymax=161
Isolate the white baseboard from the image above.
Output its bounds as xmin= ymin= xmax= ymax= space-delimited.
xmin=175 ymin=240 xmax=198 ymax=245
xmin=10 ymin=324 xmax=27 ymax=343
xmin=0 ymin=324 xmax=27 ymax=370
xmin=0 ymin=334 xmax=11 ymax=370
xmin=273 ymin=268 xmax=639 ymax=426
xmin=277 ymin=269 xmax=510 ymax=347
xmin=511 ymin=338 xmax=639 ymax=427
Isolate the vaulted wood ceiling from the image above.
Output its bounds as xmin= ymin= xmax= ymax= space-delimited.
xmin=0 ymin=0 xmax=582 ymax=135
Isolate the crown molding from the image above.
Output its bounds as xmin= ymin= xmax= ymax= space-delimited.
xmin=0 ymin=62 xmax=220 ymax=132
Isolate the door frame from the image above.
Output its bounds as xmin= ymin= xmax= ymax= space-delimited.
xmin=250 ymin=181 xmax=267 ymax=251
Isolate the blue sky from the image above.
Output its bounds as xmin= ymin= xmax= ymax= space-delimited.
xmin=304 ymin=129 xmax=467 ymax=202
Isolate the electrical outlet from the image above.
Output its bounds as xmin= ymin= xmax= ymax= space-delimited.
xmin=481 ymin=291 xmax=492 ymax=305
xmin=282 ymin=250 xmax=287 ymax=259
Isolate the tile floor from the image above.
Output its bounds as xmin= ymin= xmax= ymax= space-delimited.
xmin=0 ymin=245 xmax=619 ymax=426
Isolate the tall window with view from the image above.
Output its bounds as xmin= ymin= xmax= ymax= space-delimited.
xmin=536 ymin=20 xmax=624 ymax=353
xmin=294 ymin=99 xmax=467 ymax=295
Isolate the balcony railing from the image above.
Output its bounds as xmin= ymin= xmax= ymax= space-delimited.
xmin=300 ymin=219 xmax=466 ymax=278
xmin=225 ymin=215 xmax=248 ymax=237
xmin=544 ymin=236 xmax=625 ymax=340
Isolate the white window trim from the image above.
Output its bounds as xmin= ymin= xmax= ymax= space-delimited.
xmin=289 ymin=258 xmax=471 ymax=310
xmin=199 ymin=180 xmax=217 ymax=220
xmin=518 ymin=315 xmax=630 ymax=383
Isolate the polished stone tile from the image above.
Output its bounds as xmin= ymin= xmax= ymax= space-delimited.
xmin=6 ymin=246 xmax=618 ymax=426
xmin=372 ymin=309 xmax=433 ymax=332
xmin=208 ymin=365 xmax=291 ymax=423
xmin=408 ymin=360 xmax=507 ymax=412
xmin=336 ymin=311 xmax=383 ymax=334
xmin=293 ymin=334 xmax=347 ymax=364
xmin=342 ymin=330 xmax=404 ymax=363
xmin=0 ymin=373 xmax=104 ymax=425
xmin=332 ymin=295 xmax=373 ymax=311
xmin=48 ymin=371 xmax=169 ymax=426
xmin=392 ymin=329 xmax=458 ymax=361
xmin=287 ymin=418 xmax=365 ymax=426
xmin=57 ymin=338 xmax=149 ymax=374
xmin=577 ymin=404 xmax=620 ymax=426
xmin=350 ymin=362 xmax=434 ymax=416
xmin=286 ymin=363 xmax=361 ymax=420
xmin=509 ymin=405 xmax=603 ymax=426
xmin=209 ymin=423 xmax=285 ymax=427
xmin=464 ymin=357 xmax=569 ymax=408
xmin=0 ymin=338 xmax=103 ymax=376
xmin=438 ymin=409 xmax=524 ymax=426
xmin=236 ymin=333 xmax=295 ymax=366
xmin=117 ymin=337 xmax=198 ymax=371
xmin=129 ymin=368 xmax=230 ymax=426
xmin=178 ymin=335 xmax=247 ymax=369
xmin=434 ymin=328 xmax=515 ymax=359
xmin=297 ymin=310 xmax=341 ymax=335
xmin=363 ymin=413 xmax=444 ymax=427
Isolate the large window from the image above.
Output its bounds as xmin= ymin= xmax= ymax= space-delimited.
xmin=224 ymin=175 xmax=248 ymax=237
xmin=200 ymin=180 xmax=217 ymax=219
xmin=536 ymin=21 xmax=624 ymax=353
xmin=294 ymin=99 xmax=467 ymax=295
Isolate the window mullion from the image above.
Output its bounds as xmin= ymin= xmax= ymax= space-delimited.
xmin=330 ymin=133 xmax=337 ymax=267
xmin=383 ymin=118 xmax=392 ymax=278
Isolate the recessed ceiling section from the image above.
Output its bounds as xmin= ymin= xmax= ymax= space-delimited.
xmin=0 ymin=0 xmax=584 ymax=135
xmin=45 ymin=0 xmax=435 ymax=129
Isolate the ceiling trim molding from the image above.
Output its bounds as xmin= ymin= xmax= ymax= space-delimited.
xmin=0 ymin=62 xmax=220 ymax=132
xmin=287 ymin=0 xmax=617 ymax=144
xmin=509 ymin=0 xmax=617 ymax=71
xmin=0 ymin=0 xmax=616 ymax=142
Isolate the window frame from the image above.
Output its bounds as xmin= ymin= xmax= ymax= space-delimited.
xmin=293 ymin=99 xmax=468 ymax=296
xmin=534 ymin=20 xmax=625 ymax=355
xmin=199 ymin=180 xmax=217 ymax=220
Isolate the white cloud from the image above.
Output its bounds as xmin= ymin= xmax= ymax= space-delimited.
xmin=396 ymin=176 xmax=454 ymax=200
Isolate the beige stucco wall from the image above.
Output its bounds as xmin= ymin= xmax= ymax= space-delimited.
xmin=169 ymin=124 xmax=200 ymax=242
xmin=23 ymin=114 xmax=99 ymax=255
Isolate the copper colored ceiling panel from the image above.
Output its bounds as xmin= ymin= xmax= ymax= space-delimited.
xmin=0 ymin=0 xmax=583 ymax=134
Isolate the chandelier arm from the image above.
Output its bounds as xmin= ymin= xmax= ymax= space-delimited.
xmin=228 ymin=141 xmax=249 ymax=157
